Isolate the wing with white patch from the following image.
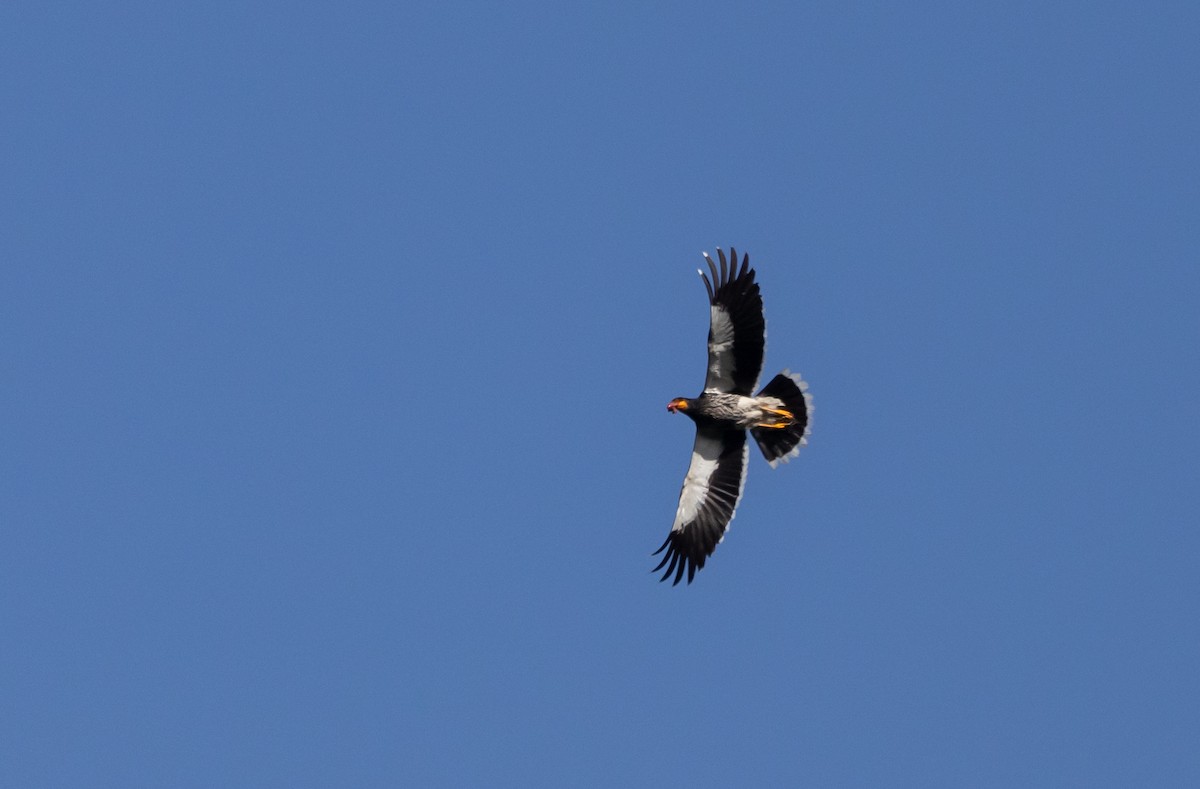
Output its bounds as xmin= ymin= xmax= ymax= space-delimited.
xmin=699 ymin=248 xmax=765 ymax=395
xmin=652 ymin=426 xmax=749 ymax=585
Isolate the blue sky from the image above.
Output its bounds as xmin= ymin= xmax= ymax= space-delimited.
xmin=3 ymin=2 xmax=1198 ymax=786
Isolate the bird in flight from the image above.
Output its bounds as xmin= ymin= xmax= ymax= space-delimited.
xmin=654 ymin=248 xmax=812 ymax=585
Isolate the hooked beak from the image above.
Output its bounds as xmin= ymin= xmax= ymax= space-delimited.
xmin=667 ymin=398 xmax=688 ymax=413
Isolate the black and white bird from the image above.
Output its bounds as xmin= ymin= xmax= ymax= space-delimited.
xmin=654 ymin=248 xmax=812 ymax=585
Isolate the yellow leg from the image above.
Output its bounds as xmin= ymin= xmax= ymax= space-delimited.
xmin=756 ymin=406 xmax=795 ymax=429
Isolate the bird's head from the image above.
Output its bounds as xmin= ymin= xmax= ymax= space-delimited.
xmin=667 ymin=398 xmax=690 ymax=414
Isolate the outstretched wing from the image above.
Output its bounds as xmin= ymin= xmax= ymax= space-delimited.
xmin=652 ymin=426 xmax=749 ymax=585
xmin=699 ymin=248 xmax=765 ymax=395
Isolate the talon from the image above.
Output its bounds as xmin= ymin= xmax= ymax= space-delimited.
xmin=756 ymin=406 xmax=795 ymax=429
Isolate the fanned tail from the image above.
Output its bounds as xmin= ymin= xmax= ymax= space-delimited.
xmin=750 ymin=370 xmax=812 ymax=467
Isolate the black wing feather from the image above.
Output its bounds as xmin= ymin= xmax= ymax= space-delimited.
xmin=701 ymin=248 xmax=765 ymax=395
xmin=652 ymin=427 xmax=749 ymax=585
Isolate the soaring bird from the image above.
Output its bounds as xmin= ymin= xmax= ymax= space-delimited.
xmin=654 ymin=248 xmax=812 ymax=585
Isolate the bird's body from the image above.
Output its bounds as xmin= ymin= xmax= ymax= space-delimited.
xmin=654 ymin=248 xmax=812 ymax=585
xmin=668 ymin=392 xmax=791 ymax=430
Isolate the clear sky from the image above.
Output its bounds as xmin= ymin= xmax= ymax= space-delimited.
xmin=3 ymin=2 xmax=1198 ymax=787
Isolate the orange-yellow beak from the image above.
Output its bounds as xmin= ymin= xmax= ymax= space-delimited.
xmin=667 ymin=398 xmax=688 ymax=413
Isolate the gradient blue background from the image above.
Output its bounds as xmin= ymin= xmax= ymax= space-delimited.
xmin=3 ymin=2 xmax=1198 ymax=786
